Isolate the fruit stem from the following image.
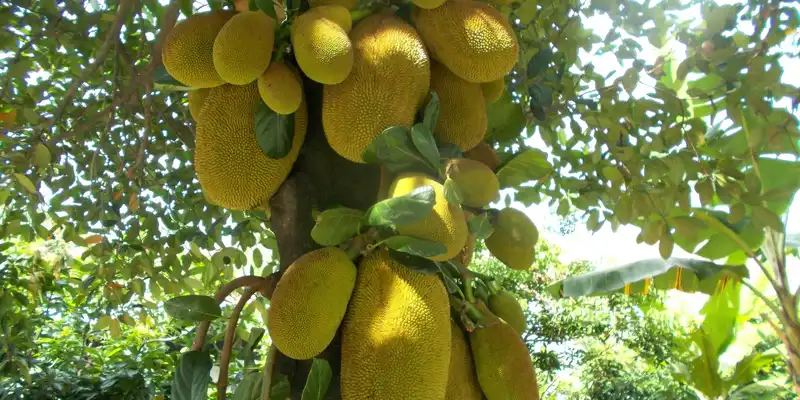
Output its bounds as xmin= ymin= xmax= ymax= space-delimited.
xmin=449 ymin=295 xmax=484 ymax=325
xmin=451 ymin=260 xmax=476 ymax=303
xmin=345 ymin=233 xmax=371 ymax=261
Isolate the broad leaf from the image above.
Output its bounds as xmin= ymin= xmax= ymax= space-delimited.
xmin=485 ymin=91 xmax=526 ymax=143
xmin=232 ymin=370 xmax=263 ymax=400
xmin=726 ymin=353 xmax=781 ymax=389
xmin=688 ymin=331 xmax=723 ymax=398
xmin=363 ymin=126 xmax=436 ymax=174
xmin=410 ymin=123 xmax=440 ymax=169
xmin=165 ymin=295 xmax=221 ymax=322
xmin=496 ymin=149 xmax=553 ymax=188
xmin=423 ymin=91 xmax=440 ymax=133
xmin=171 ymin=351 xmax=212 ymax=400
xmin=362 ymin=185 xmax=435 ymax=228
xmin=700 ymin=282 xmax=740 ymax=355
xmin=270 ymin=374 xmax=292 ymax=400
xmin=467 ymin=213 xmax=494 ymax=240
xmin=443 ymin=178 xmax=464 ymax=205
xmin=14 ymin=173 xmax=37 ymax=195
xmin=388 ymin=249 xmax=439 ymax=275
xmin=383 ymin=235 xmax=447 ymax=258
xmin=311 ymin=207 xmax=364 ymax=246
xmin=301 ymin=358 xmax=332 ymax=400
xmin=255 ymin=101 xmax=294 ymax=159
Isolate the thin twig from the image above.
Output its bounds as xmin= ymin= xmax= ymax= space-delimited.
xmin=217 ymin=287 xmax=258 ymax=400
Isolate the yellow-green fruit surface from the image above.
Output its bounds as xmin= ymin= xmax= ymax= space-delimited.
xmin=446 ymin=158 xmax=499 ymax=208
xmin=188 ymin=88 xmax=210 ymax=121
xmin=309 ymin=0 xmax=357 ymax=10
xmin=488 ymin=290 xmax=526 ymax=335
xmin=413 ymin=0 xmax=518 ymax=83
xmin=323 ymin=13 xmax=430 ymax=163
xmin=485 ymin=229 xmax=534 ymax=270
xmin=194 ymin=83 xmax=307 ymax=210
xmin=481 ymin=77 xmax=504 ymax=103
xmin=445 ymin=320 xmax=484 ymax=400
xmin=213 ymin=11 xmax=275 ymax=85
xmin=341 ymin=249 xmax=450 ymax=400
xmin=308 ymin=5 xmax=352 ymax=32
xmin=412 ymin=0 xmax=447 ymax=10
xmin=268 ymin=247 xmax=357 ymax=360
xmin=162 ymin=10 xmax=234 ymax=88
xmin=258 ymin=61 xmax=302 ymax=115
xmin=495 ymin=207 xmax=538 ymax=246
xmin=292 ymin=10 xmax=353 ymax=84
xmin=470 ymin=303 xmax=540 ymax=400
xmin=464 ymin=141 xmax=501 ymax=171
xmin=388 ymin=174 xmax=467 ymax=261
xmin=430 ymin=63 xmax=486 ymax=151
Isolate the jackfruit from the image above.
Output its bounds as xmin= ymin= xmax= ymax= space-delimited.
xmin=481 ymin=77 xmax=504 ymax=103
xmin=268 ymin=247 xmax=357 ymax=359
xmin=430 ymin=63 xmax=487 ymax=151
xmin=488 ymin=290 xmax=526 ymax=335
xmin=187 ymin=88 xmax=210 ymax=121
xmin=258 ymin=61 xmax=302 ymax=115
xmin=470 ymin=303 xmax=540 ymax=400
xmin=323 ymin=13 xmax=430 ymax=163
xmin=388 ymin=174 xmax=467 ymax=261
xmin=413 ymin=0 xmax=518 ymax=83
xmin=310 ymin=0 xmax=357 ymax=10
xmin=485 ymin=230 xmax=534 ymax=270
xmin=162 ymin=10 xmax=234 ymax=88
xmin=308 ymin=5 xmax=352 ymax=32
xmin=213 ymin=11 xmax=276 ymax=85
xmin=465 ymin=142 xmax=501 ymax=171
xmin=235 ymin=0 xmax=287 ymax=20
xmin=292 ymin=10 xmax=353 ymax=84
xmin=341 ymin=249 xmax=450 ymax=400
xmin=445 ymin=320 xmax=484 ymax=400
xmin=412 ymin=0 xmax=447 ymax=10
xmin=446 ymin=158 xmax=499 ymax=208
xmin=493 ymin=207 xmax=538 ymax=246
xmin=194 ymin=83 xmax=307 ymax=210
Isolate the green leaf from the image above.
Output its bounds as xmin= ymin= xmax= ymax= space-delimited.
xmin=387 ymin=249 xmax=439 ymax=275
xmin=311 ymin=207 xmax=364 ymax=246
xmin=240 ymin=328 xmax=266 ymax=367
xmin=700 ymin=281 xmax=740 ymax=355
xmin=659 ymin=233 xmax=674 ymax=259
xmin=423 ymin=91 xmax=440 ymax=133
xmin=727 ymin=353 xmax=780 ymax=388
xmin=443 ymin=178 xmax=464 ymax=205
xmin=362 ymin=185 xmax=435 ymax=228
xmin=688 ymin=331 xmax=723 ymax=398
xmin=467 ymin=213 xmax=493 ymax=240
xmin=179 ymin=0 xmax=193 ymax=16
xmin=232 ymin=370 xmax=263 ymax=400
xmin=410 ymin=123 xmax=440 ymax=169
xmin=270 ymin=374 xmax=292 ymax=400
xmin=485 ymin=91 xmax=526 ymax=143
xmin=33 ymin=143 xmax=50 ymax=168
xmin=255 ymin=0 xmax=277 ymax=19
xmin=255 ymin=101 xmax=294 ymax=159
xmin=496 ymin=149 xmax=552 ymax=188
xmin=13 ymin=173 xmax=37 ymax=195
xmin=363 ymin=126 xmax=436 ymax=174
xmin=153 ymin=64 xmax=190 ymax=88
xmin=383 ymin=235 xmax=447 ymax=258
xmin=301 ymin=359 xmax=332 ymax=400
xmin=527 ymin=47 xmax=553 ymax=78
xmin=602 ymin=165 xmax=624 ymax=184
xmin=171 ymin=351 xmax=212 ymax=400
xmin=165 ymin=295 xmax=221 ymax=322
xmin=212 ymin=247 xmax=247 ymax=271
xmin=751 ymin=206 xmax=783 ymax=232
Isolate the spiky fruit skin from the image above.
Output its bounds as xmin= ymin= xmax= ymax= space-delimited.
xmin=258 ymin=61 xmax=302 ymax=115
xmin=268 ymin=247 xmax=357 ymax=360
xmin=412 ymin=0 xmax=447 ymax=10
xmin=485 ymin=229 xmax=534 ymax=270
xmin=309 ymin=5 xmax=352 ymax=32
xmin=187 ymin=88 xmax=210 ymax=121
xmin=194 ymin=83 xmax=307 ymax=210
xmin=341 ymin=249 xmax=450 ymax=400
xmin=323 ymin=13 xmax=430 ymax=163
xmin=213 ymin=11 xmax=276 ymax=85
xmin=413 ymin=0 xmax=518 ymax=83
xmin=162 ymin=11 xmax=234 ymax=88
xmin=445 ymin=320 xmax=484 ymax=400
xmin=292 ymin=10 xmax=353 ymax=84
xmin=481 ymin=77 xmax=504 ymax=103
xmin=430 ymin=63 xmax=487 ymax=151
xmin=465 ymin=141 xmax=501 ymax=171
xmin=446 ymin=158 xmax=499 ymax=208
xmin=488 ymin=291 xmax=526 ymax=335
xmin=388 ymin=174 xmax=468 ymax=261
xmin=470 ymin=303 xmax=540 ymax=400
xmin=495 ymin=208 xmax=538 ymax=246
xmin=310 ymin=0 xmax=357 ymax=10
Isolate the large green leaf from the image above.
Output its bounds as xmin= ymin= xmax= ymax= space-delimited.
xmin=311 ymin=207 xmax=364 ymax=246
xmin=725 ymin=353 xmax=781 ymax=390
xmin=485 ymin=91 xmax=526 ymax=143
xmin=547 ymin=258 xmax=748 ymax=298
xmin=255 ymin=101 xmax=295 ymax=159
xmin=362 ymin=185 xmax=435 ymax=228
xmin=164 ymin=295 xmax=222 ymax=322
xmin=700 ymin=282 xmax=740 ymax=355
xmin=687 ymin=330 xmax=724 ymax=398
xmin=232 ymin=370 xmax=263 ymax=400
xmin=171 ymin=351 xmax=212 ymax=400
xmin=363 ymin=126 xmax=437 ymax=175
xmin=301 ymin=358 xmax=332 ymax=400
xmin=383 ymin=235 xmax=447 ymax=258
xmin=496 ymin=149 xmax=553 ymax=188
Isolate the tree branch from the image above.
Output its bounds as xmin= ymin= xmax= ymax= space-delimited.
xmin=217 ymin=287 xmax=259 ymax=400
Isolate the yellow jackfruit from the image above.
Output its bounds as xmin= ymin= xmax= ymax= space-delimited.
xmin=323 ymin=13 xmax=430 ymax=163
xmin=213 ymin=11 xmax=276 ymax=85
xmin=470 ymin=303 xmax=540 ymax=400
xmin=488 ymin=290 xmax=526 ymax=335
xmin=481 ymin=77 xmax=505 ymax=103
xmin=389 ymin=174 xmax=467 ymax=261
xmin=430 ymin=63 xmax=487 ymax=151
xmin=268 ymin=247 xmax=356 ymax=359
xmin=258 ymin=61 xmax=302 ymax=115
xmin=446 ymin=158 xmax=499 ymax=208
xmin=412 ymin=0 xmax=447 ymax=10
xmin=341 ymin=249 xmax=450 ymax=400
xmin=310 ymin=0 xmax=357 ymax=10
xmin=292 ymin=10 xmax=353 ymax=84
xmin=445 ymin=320 xmax=484 ymax=400
xmin=485 ymin=230 xmax=535 ymax=270
xmin=187 ymin=88 xmax=210 ymax=121
xmin=413 ymin=0 xmax=519 ymax=83
xmin=162 ymin=10 xmax=234 ymax=88
xmin=308 ymin=5 xmax=352 ymax=32
xmin=194 ymin=83 xmax=307 ymax=210
xmin=465 ymin=141 xmax=501 ymax=171
xmin=494 ymin=208 xmax=538 ymax=246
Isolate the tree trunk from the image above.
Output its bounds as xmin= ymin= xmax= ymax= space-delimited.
xmin=268 ymin=76 xmax=380 ymax=399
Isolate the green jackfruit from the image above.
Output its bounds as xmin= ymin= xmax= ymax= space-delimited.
xmin=465 ymin=142 xmax=501 ymax=171
xmin=187 ymin=88 xmax=210 ymax=121
xmin=213 ymin=11 xmax=276 ymax=85
xmin=488 ymin=290 xmax=526 ymax=335
xmin=258 ymin=61 xmax=302 ymax=115
xmin=292 ymin=9 xmax=353 ymax=84
xmin=470 ymin=303 xmax=540 ymax=400
xmin=430 ymin=63 xmax=487 ymax=151
xmin=268 ymin=247 xmax=356 ymax=359
xmin=162 ymin=10 xmax=234 ymax=88
xmin=481 ymin=77 xmax=504 ymax=103
xmin=485 ymin=230 xmax=534 ymax=270
xmin=194 ymin=83 xmax=306 ymax=210
xmin=494 ymin=207 xmax=538 ymax=246
xmin=323 ymin=13 xmax=430 ymax=163
xmin=445 ymin=320 xmax=484 ymax=400
xmin=341 ymin=249 xmax=450 ymax=399
xmin=309 ymin=5 xmax=352 ymax=32
xmin=389 ymin=174 xmax=468 ymax=261
xmin=413 ymin=0 xmax=518 ymax=83
xmin=446 ymin=158 xmax=499 ymax=208
xmin=412 ymin=0 xmax=447 ymax=10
